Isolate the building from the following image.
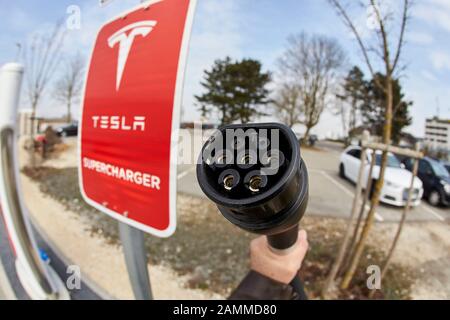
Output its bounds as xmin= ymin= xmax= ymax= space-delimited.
xmin=424 ymin=117 xmax=450 ymax=156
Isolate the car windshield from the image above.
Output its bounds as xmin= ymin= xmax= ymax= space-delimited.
xmin=429 ymin=159 xmax=450 ymax=178
xmin=374 ymin=154 xmax=402 ymax=168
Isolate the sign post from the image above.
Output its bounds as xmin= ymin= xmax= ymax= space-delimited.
xmin=79 ymin=0 xmax=197 ymax=299
xmin=118 ymin=222 xmax=153 ymax=300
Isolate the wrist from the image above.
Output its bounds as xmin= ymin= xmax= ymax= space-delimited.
xmin=250 ymin=262 xmax=297 ymax=284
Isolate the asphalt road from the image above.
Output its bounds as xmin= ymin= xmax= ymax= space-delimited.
xmin=177 ymin=140 xmax=450 ymax=223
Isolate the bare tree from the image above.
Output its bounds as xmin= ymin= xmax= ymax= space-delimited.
xmin=272 ymin=83 xmax=303 ymax=128
xmin=54 ymin=54 xmax=85 ymax=123
xmin=23 ymin=22 xmax=65 ymax=129
xmin=277 ymin=33 xmax=346 ymax=140
xmin=334 ymin=66 xmax=368 ymax=141
xmin=322 ymin=0 xmax=412 ymax=296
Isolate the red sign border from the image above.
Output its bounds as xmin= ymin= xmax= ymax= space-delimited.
xmin=78 ymin=0 xmax=197 ymax=237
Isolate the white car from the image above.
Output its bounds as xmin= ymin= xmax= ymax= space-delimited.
xmin=339 ymin=146 xmax=423 ymax=207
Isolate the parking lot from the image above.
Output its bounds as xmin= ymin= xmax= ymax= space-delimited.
xmin=177 ymin=140 xmax=450 ymax=224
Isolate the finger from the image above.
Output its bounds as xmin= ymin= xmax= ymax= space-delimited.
xmin=296 ymin=230 xmax=309 ymax=258
xmin=298 ymin=229 xmax=307 ymax=243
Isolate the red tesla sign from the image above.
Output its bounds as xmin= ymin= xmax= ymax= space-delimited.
xmin=79 ymin=0 xmax=196 ymax=237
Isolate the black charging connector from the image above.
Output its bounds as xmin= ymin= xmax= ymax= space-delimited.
xmin=197 ymin=123 xmax=309 ymax=299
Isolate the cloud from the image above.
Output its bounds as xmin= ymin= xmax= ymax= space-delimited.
xmin=406 ymin=31 xmax=434 ymax=45
xmin=413 ymin=1 xmax=450 ymax=33
xmin=430 ymin=51 xmax=450 ymax=71
xmin=404 ymin=74 xmax=450 ymax=136
xmin=429 ymin=0 xmax=450 ymax=11
xmin=421 ymin=70 xmax=437 ymax=82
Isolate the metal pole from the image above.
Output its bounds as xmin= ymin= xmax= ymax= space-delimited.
xmin=118 ymin=222 xmax=153 ymax=300
xmin=1 ymin=128 xmax=55 ymax=297
xmin=0 ymin=63 xmax=63 ymax=299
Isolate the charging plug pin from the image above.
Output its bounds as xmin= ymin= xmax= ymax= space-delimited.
xmin=223 ymin=175 xmax=235 ymax=191
xmin=244 ymin=171 xmax=268 ymax=193
xmin=218 ymin=169 xmax=240 ymax=192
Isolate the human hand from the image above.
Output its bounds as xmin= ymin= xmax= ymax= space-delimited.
xmin=249 ymin=230 xmax=309 ymax=284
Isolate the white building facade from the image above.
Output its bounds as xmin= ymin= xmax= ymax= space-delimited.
xmin=424 ymin=117 xmax=450 ymax=152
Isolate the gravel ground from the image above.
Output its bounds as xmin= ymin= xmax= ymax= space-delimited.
xmin=23 ymin=166 xmax=415 ymax=299
xmin=23 ymin=167 xmax=253 ymax=296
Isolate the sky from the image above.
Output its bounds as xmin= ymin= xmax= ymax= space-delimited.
xmin=1 ymin=0 xmax=450 ymax=138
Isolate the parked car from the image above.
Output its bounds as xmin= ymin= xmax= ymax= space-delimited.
xmin=308 ymin=134 xmax=318 ymax=146
xmin=443 ymin=162 xmax=450 ymax=175
xmin=404 ymin=157 xmax=450 ymax=207
xmin=339 ymin=146 xmax=423 ymax=207
xmin=56 ymin=123 xmax=78 ymax=137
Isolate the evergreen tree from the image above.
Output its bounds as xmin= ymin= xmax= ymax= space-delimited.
xmin=195 ymin=57 xmax=271 ymax=125
xmin=336 ymin=66 xmax=368 ymax=138
xmin=362 ymin=73 xmax=412 ymax=144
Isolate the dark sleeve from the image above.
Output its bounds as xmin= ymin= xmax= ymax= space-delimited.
xmin=229 ymin=271 xmax=299 ymax=300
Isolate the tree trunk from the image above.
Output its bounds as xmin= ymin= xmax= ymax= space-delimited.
xmin=340 ymin=77 xmax=393 ymax=290
xmin=221 ymin=106 xmax=227 ymax=126
xmin=29 ymin=101 xmax=38 ymax=167
xmin=290 ymin=110 xmax=296 ymax=129
xmin=303 ymin=126 xmax=312 ymax=144
xmin=341 ymin=154 xmax=376 ymax=274
xmin=67 ymin=101 xmax=72 ymax=123
xmin=368 ymin=155 xmax=419 ymax=298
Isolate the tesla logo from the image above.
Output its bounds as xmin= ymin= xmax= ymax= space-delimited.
xmin=92 ymin=115 xmax=146 ymax=131
xmin=108 ymin=20 xmax=157 ymax=90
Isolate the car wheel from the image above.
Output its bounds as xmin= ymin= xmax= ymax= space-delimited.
xmin=339 ymin=163 xmax=346 ymax=179
xmin=428 ymin=190 xmax=441 ymax=207
xmin=61 ymin=131 xmax=67 ymax=137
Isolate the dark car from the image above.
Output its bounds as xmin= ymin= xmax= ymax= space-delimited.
xmin=444 ymin=162 xmax=450 ymax=175
xmin=308 ymin=134 xmax=318 ymax=146
xmin=404 ymin=157 xmax=450 ymax=207
xmin=56 ymin=123 xmax=78 ymax=137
